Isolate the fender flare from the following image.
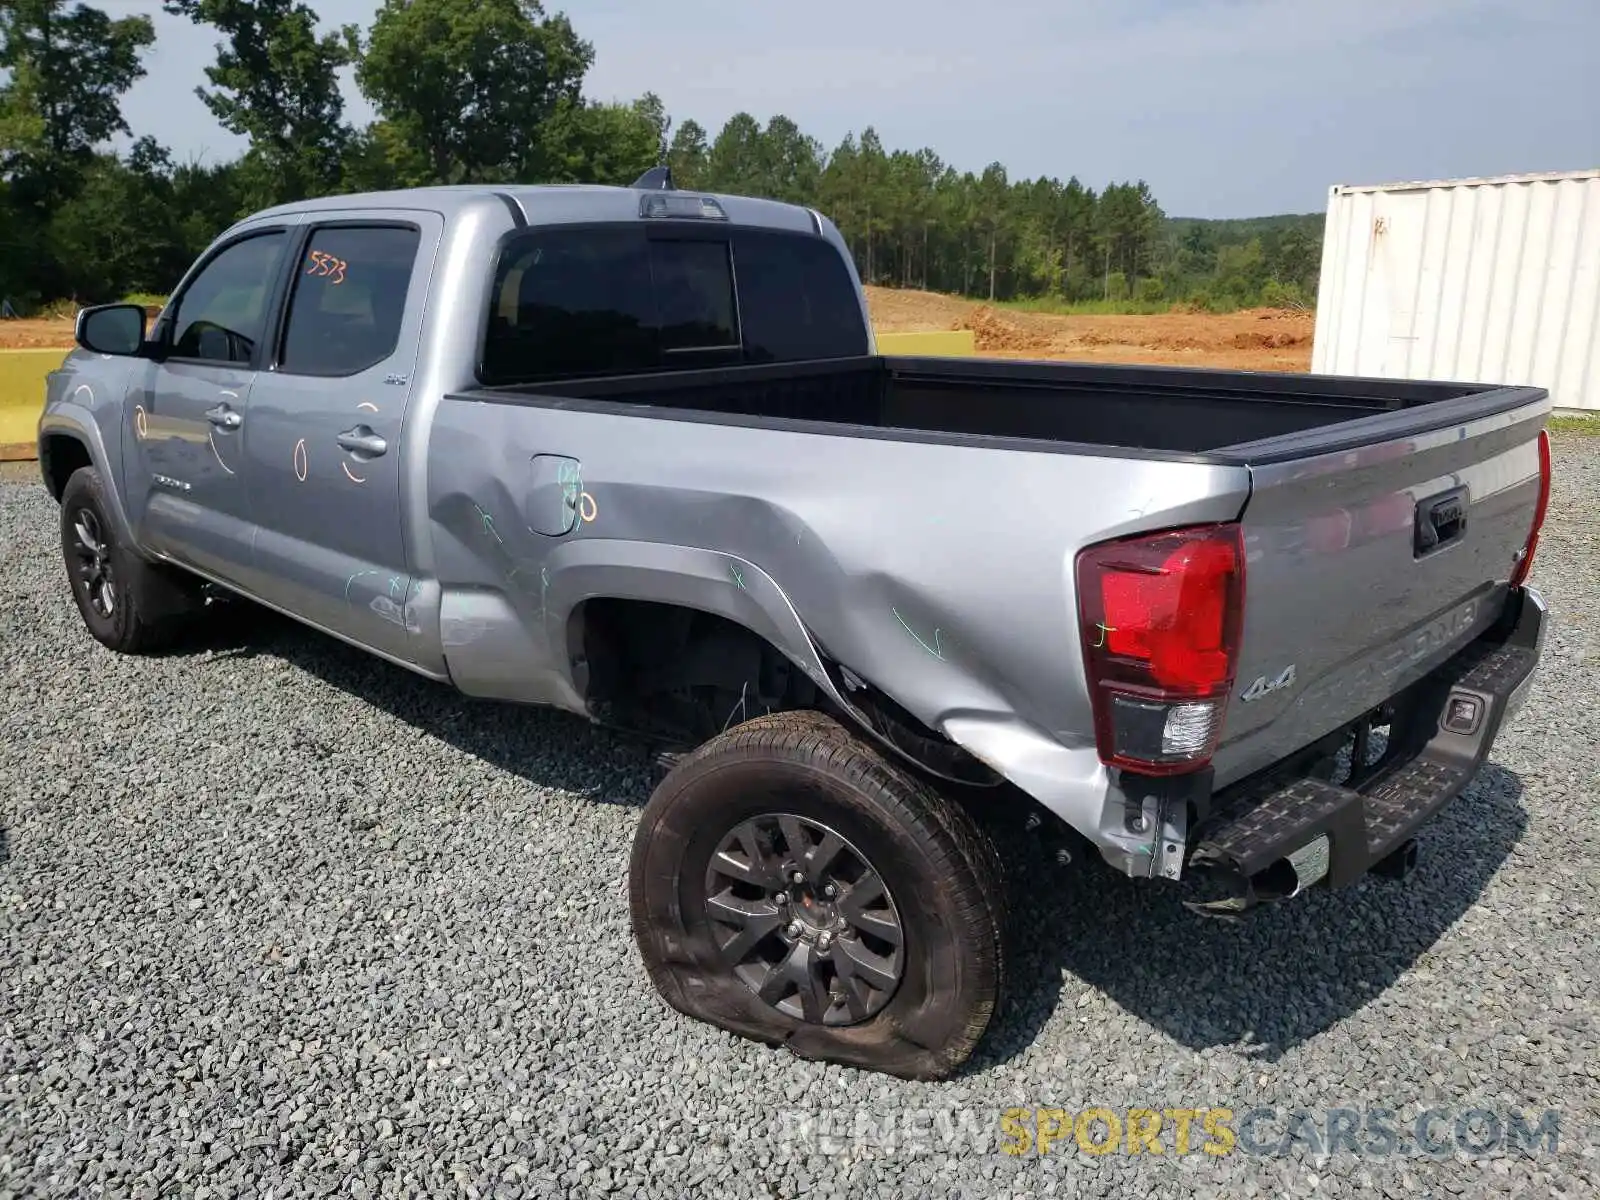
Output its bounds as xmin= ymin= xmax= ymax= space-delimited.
xmin=541 ymin=539 xmax=992 ymax=783
xmin=38 ymin=404 xmax=138 ymax=551
xmin=543 ymin=538 xmax=850 ymax=711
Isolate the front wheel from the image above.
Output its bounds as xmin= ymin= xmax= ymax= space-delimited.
xmin=59 ymin=466 xmax=203 ymax=654
xmin=628 ymin=710 xmax=1005 ymax=1080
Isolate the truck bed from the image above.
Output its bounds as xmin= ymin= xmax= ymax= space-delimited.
xmin=448 ymin=354 xmax=1545 ymax=808
xmin=474 ymin=354 xmax=1515 ymax=459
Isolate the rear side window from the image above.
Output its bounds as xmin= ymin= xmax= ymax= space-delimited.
xmin=484 ymin=227 xmax=657 ymax=382
xmin=279 ymin=225 xmax=422 ymax=376
xmin=732 ymin=229 xmax=869 ymax=362
xmin=480 ymin=223 xmax=867 ymax=385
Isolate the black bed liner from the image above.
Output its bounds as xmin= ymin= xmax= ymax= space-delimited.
xmin=463 ymin=354 xmax=1544 ymax=462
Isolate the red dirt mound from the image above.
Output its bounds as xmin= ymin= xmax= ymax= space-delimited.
xmin=953 ymin=305 xmax=1053 ymax=353
xmin=1230 ymin=330 xmax=1310 ymax=350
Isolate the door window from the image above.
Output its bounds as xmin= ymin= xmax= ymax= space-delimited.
xmin=168 ymin=231 xmax=289 ymax=365
xmin=279 ymin=225 xmax=423 ymax=376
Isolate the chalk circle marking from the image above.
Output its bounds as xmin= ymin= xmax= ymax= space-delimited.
xmin=342 ymin=462 xmax=366 ymax=484
xmin=293 ymin=438 xmax=308 ymax=482
xmin=578 ymin=491 xmax=597 ymax=523
xmin=209 ymin=433 xmax=236 ymax=476
xmin=134 ymin=405 xmax=148 ymax=439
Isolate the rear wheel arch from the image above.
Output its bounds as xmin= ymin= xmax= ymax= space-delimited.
xmin=523 ymin=542 xmax=1000 ymax=784
xmin=566 ymin=594 xmax=998 ymax=788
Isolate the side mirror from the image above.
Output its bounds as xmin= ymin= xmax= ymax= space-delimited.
xmin=75 ymin=303 xmax=149 ymax=357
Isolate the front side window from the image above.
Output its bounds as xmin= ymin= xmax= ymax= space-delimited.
xmin=279 ymin=225 xmax=422 ymax=376
xmin=169 ymin=232 xmax=289 ymax=364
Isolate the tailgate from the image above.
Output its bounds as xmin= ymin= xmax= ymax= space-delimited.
xmin=1210 ymin=392 xmax=1547 ymax=786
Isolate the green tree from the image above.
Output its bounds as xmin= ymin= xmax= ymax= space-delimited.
xmin=0 ymin=0 xmax=154 ymax=199
xmin=355 ymin=0 xmax=592 ymax=185
xmin=5 ymin=4 xmax=1333 ymax=316
xmin=705 ymin=111 xmax=763 ymax=195
xmin=539 ymin=93 xmax=666 ymax=185
xmin=339 ymin=121 xmax=426 ymax=192
xmin=0 ymin=61 xmax=50 ymax=298
xmin=816 ymin=133 xmax=859 ymax=261
xmin=0 ymin=175 xmax=34 ymax=304
xmin=665 ymin=119 xmax=709 ymax=189
xmin=755 ymin=115 xmax=823 ymax=205
xmin=1093 ymin=181 xmax=1162 ymax=295
xmin=1214 ymin=238 xmax=1269 ymax=304
xmin=977 ymin=162 xmax=1009 ymax=300
xmin=0 ymin=60 xmax=48 ymax=165
xmin=162 ymin=0 xmax=359 ymax=207
xmin=1273 ymin=225 xmax=1321 ymax=293
xmin=1 ymin=0 xmax=155 ymax=299
xmin=47 ymin=150 xmax=184 ymax=300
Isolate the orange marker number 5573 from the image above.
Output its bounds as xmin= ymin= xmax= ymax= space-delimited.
xmin=305 ymin=250 xmax=347 ymax=285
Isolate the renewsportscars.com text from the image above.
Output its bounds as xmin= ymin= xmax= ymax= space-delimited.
xmin=775 ymin=1105 xmax=1563 ymax=1160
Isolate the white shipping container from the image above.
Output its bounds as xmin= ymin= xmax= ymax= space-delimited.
xmin=1311 ymin=169 xmax=1600 ymax=411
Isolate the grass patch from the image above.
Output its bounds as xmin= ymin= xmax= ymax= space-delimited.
xmin=996 ymin=295 xmax=1176 ymax=317
xmin=0 ymin=349 xmax=64 ymax=396
xmin=993 ymin=294 xmax=1314 ymax=317
xmin=1548 ymin=414 xmax=1600 ymax=437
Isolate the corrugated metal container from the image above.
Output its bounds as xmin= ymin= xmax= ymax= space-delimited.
xmin=1311 ymin=169 xmax=1600 ymax=411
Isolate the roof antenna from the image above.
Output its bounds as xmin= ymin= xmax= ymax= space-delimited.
xmin=632 ymin=165 xmax=674 ymax=191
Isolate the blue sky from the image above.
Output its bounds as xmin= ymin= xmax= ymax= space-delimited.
xmin=113 ymin=0 xmax=1600 ymax=218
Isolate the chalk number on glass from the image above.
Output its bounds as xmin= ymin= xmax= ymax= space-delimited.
xmin=305 ymin=250 xmax=347 ymax=285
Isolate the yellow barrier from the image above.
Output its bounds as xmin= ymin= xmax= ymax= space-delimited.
xmin=0 ymin=330 xmax=977 ymax=462
xmin=875 ymin=330 xmax=977 ymax=357
xmin=0 ymin=349 xmax=64 ymax=461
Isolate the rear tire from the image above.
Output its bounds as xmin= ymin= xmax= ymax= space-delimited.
xmin=629 ymin=710 xmax=1005 ymax=1080
xmin=59 ymin=466 xmax=203 ymax=654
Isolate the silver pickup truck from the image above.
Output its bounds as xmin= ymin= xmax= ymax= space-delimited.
xmin=39 ymin=173 xmax=1551 ymax=1079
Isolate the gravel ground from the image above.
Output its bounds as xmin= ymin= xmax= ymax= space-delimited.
xmin=3 ymin=441 xmax=1599 ymax=1199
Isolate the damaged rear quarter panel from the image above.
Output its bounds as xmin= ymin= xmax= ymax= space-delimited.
xmin=425 ymin=394 xmax=1252 ymax=834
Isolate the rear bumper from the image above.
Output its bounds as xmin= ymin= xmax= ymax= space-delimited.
xmin=1188 ymin=585 xmax=1546 ymax=904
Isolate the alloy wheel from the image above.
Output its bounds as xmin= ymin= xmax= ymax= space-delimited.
xmin=70 ymin=507 xmax=116 ymax=618
xmin=703 ymin=812 xmax=905 ymax=1026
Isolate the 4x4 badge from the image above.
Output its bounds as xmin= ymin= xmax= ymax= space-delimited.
xmin=1241 ymin=665 xmax=1296 ymax=702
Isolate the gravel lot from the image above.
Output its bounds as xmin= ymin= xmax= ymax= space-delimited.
xmin=3 ymin=441 xmax=1598 ymax=1199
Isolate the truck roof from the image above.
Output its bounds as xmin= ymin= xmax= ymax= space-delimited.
xmin=245 ymin=183 xmax=826 ymax=238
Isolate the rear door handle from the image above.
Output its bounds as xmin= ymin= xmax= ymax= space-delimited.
xmin=204 ymin=403 xmax=242 ymax=430
xmin=337 ymin=426 xmax=387 ymax=459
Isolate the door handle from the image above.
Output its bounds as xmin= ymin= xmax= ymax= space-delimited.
xmin=337 ymin=426 xmax=387 ymax=459
xmin=1414 ymin=486 xmax=1469 ymax=556
xmin=204 ymin=403 xmax=243 ymax=430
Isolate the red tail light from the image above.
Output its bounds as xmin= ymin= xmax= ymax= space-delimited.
xmin=1076 ymin=523 xmax=1246 ymax=775
xmin=1509 ymin=428 xmax=1551 ymax=589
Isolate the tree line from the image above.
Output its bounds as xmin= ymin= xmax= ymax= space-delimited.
xmin=0 ymin=0 xmax=1323 ymax=312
